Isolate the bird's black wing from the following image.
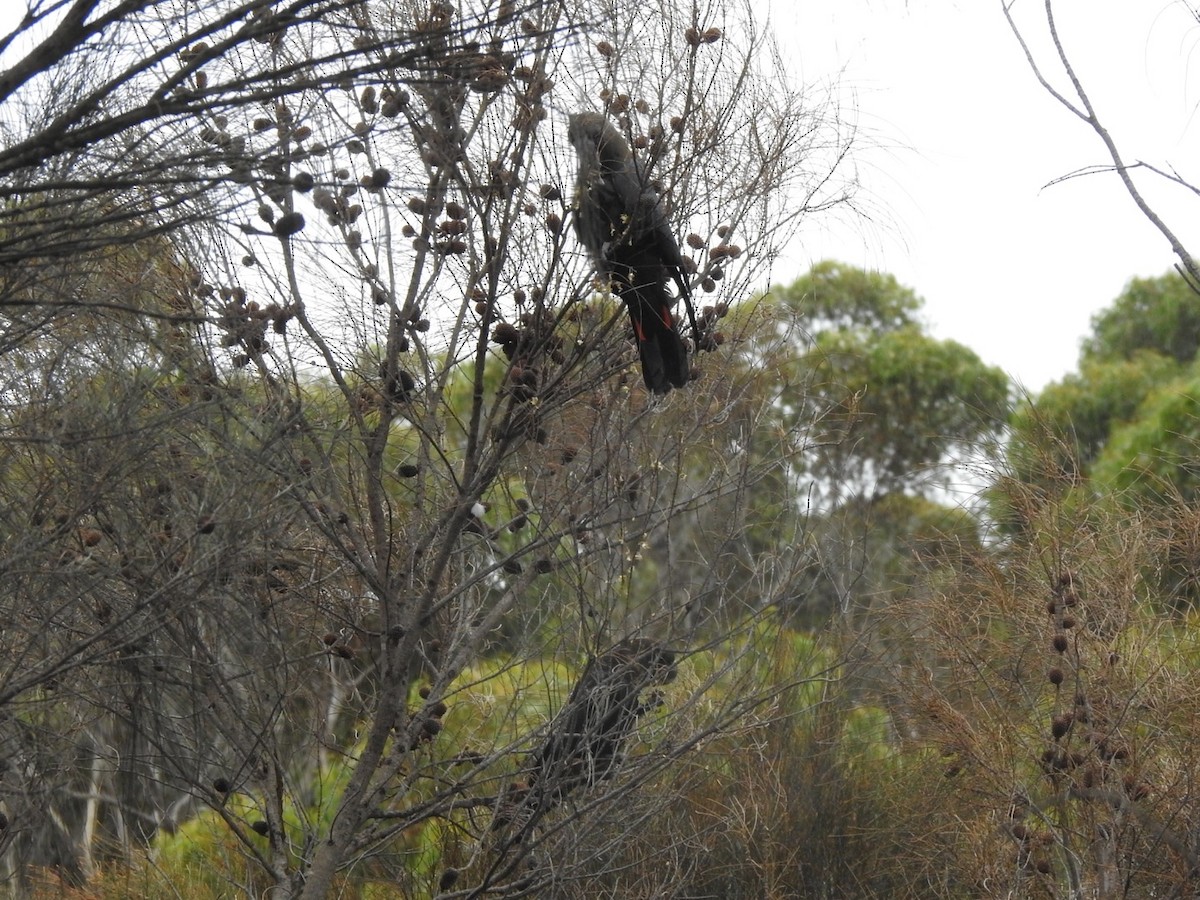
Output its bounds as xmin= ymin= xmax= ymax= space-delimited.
xmin=574 ymin=156 xmax=644 ymax=269
xmin=635 ymin=186 xmax=699 ymax=342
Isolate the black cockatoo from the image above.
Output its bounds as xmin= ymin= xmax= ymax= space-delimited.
xmin=526 ymin=638 xmax=676 ymax=800
xmin=567 ymin=112 xmax=697 ymax=393
xmin=491 ymin=639 xmax=677 ymax=844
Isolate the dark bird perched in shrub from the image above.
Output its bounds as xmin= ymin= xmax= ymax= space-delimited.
xmin=493 ymin=638 xmax=677 ymax=842
xmin=567 ymin=112 xmax=697 ymax=393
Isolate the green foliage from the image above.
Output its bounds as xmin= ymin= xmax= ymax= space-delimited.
xmin=766 ymin=262 xmax=1010 ymax=497
xmin=1083 ymin=271 xmax=1200 ymax=365
xmin=774 ymin=259 xmax=921 ymax=336
xmin=1004 ymin=269 xmax=1200 ymax=521
xmin=808 ymin=324 xmax=1010 ymax=486
xmin=794 ymin=492 xmax=983 ymax=623
xmin=1009 ymin=351 xmax=1180 ymax=482
xmin=440 ymin=654 xmax=577 ymax=755
xmin=1090 ymin=370 xmax=1200 ymax=501
xmin=752 ymin=262 xmax=1006 ymax=627
xmin=543 ymin=635 xmax=971 ymax=899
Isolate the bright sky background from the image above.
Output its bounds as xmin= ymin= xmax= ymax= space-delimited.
xmin=767 ymin=0 xmax=1200 ymax=392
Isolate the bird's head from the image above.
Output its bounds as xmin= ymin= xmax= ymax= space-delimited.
xmin=568 ymin=112 xmax=632 ymax=171
xmin=607 ymin=638 xmax=678 ymax=685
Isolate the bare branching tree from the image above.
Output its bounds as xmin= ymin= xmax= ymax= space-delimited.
xmin=0 ymin=0 xmax=859 ymax=895
xmin=1001 ymin=0 xmax=1200 ymax=288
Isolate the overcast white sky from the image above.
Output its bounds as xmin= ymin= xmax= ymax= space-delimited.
xmin=766 ymin=0 xmax=1200 ymax=391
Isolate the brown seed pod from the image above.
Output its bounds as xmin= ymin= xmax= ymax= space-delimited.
xmin=1047 ymin=667 xmax=1064 ymax=685
xmin=368 ymin=167 xmax=391 ymax=190
xmin=273 ymin=212 xmax=305 ymax=237
xmin=1052 ymin=633 xmax=1069 ymax=653
xmin=439 ymin=869 xmax=460 ymax=890
xmin=595 ymin=40 xmax=614 ymax=57
xmin=686 ymin=233 xmax=705 ymax=250
xmin=702 ymin=27 xmax=722 ymax=43
xmin=251 ymin=820 xmax=269 ymax=835
xmin=492 ymin=322 xmax=520 ymax=345
xmin=1044 ymin=749 xmax=1073 ymax=771
xmin=213 ymin=777 xmax=231 ymax=793
xmin=397 ymin=463 xmax=419 ymax=478
xmin=684 ymin=26 xmax=701 ymax=46
xmin=1124 ymin=776 xmax=1149 ymax=800
xmin=1051 ymin=712 xmax=1073 ymax=740
xmin=669 ymin=115 xmax=684 ymax=133
xmin=1107 ymin=743 xmax=1130 ymax=762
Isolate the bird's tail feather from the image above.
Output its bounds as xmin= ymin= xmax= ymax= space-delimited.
xmin=624 ymin=286 xmax=689 ymax=393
